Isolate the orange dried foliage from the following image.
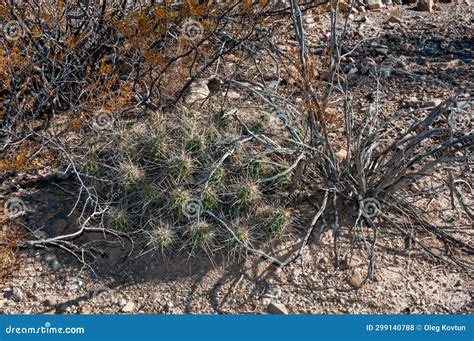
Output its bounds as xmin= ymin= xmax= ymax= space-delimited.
xmin=0 ymin=222 xmax=19 ymax=285
xmin=0 ymin=141 xmax=59 ymax=173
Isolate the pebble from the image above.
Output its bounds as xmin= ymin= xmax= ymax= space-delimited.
xmin=121 ymin=301 xmax=136 ymax=313
xmin=81 ymin=306 xmax=93 ymax=314
xmin=57 ymin=303 xmax=70 ymax=313
xmin=69 ymin=281 xmax=83 ymax=291
xmin=336 ymin=149 xmax=348 ymax=162
xmin=10 ymin=288 xmax=24 ymax=302
xmin=267 ymin=302 xmax=289 ymax=315
xmin=410 ymin=183 xmax=421 ymax=192
xmin=348 ymin=269 xmax=364 ymax=287
xmin=375 ymin=47 xmax=389 ymax=55
xmin=387 ymin=14 xmax=401 ymax=24
xmin=373 ymin=273 xmax=382 ymax=283
xmin=423 ymin=99 xmax=442 ymax=107
xmin=405 ymin=96 xmax=419 ymax=108
xmin=417 ymin=0 xmax=433 ymax=12
xmin=367 ymin=0 xmax=384 ymax=10
xmin=185 ymin=80 xmax=210 ymax=104
xmin=44 ymin=296 xmax=57 ymax=307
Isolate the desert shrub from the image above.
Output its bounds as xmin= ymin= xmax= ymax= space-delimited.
xmin=2 ymin=0 xmax=471 ymax=277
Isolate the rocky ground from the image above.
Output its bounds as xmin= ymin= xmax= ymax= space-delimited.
xmin=0 ymin=226 xmax=471 ymax=314
xmin=1 ymin=2 xmax=473 ymax=314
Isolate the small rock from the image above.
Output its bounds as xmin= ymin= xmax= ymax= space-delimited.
xmin=387 ymin=14 xmax=401 ymax=24
xmin=225 ymin=90 xmax=241 ymax=100
xmin=303 ymin=16 xmax=315 ymax=25
xmin=375 ymin=47 xmax=389 ymax=55
xmin=455 ymin=100 xmax=470 ymax=110
xmin=151 ymin=292 xmax=162 ymax=304
xmin=417 ymin=0 xmax=433 ymax=11
xmin=358 ymin=15 xmax=370 ymax=23
xmin=348 ymin=67 xmax=358 ymax=75
xmin=367 ymin=0 xmax=384 ymax=9
xmin=121 ymin=301 xmax=136 ymax=313
xmin=225 ymin=54 xmax=239 ymax=63
xmin=10 ymin=288 xmax=24 ymax=302
xmin=80 ymin=306 xmax=93 ymax=314
xmin=57 ymin=303 xmax=70 ymax=313
xmin=319 ymin=229 xmax=332 ymax=245
xmin=44 ymin=296 xmax=58 ymax=307
xmin=373 ymin=273 xmax=382 ymax=282
xmin=348 ymin=269 xmax=364 ymax=287
xmin=423 ymin=98 xmax=442 ymax=107
xmin=267 ymin=302 xmax=289 ymax=314
xmin=405 ymin=96 xmax=419 ymax=108
xmin=336 ymin=149 xmax=348 ymax=162
xmin=387 ymin=22 xmax=401 ymax=30
xmin=70 ymin=280 xmax=83 ymax=291
xmin=118 ymin=297 xmax=127 ymax=307
xmin=185 ymin=79 xmax=210 ymax=104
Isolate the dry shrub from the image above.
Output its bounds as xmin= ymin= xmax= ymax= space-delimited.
xmin=2 ymin=1 xmax=471 ymax=278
